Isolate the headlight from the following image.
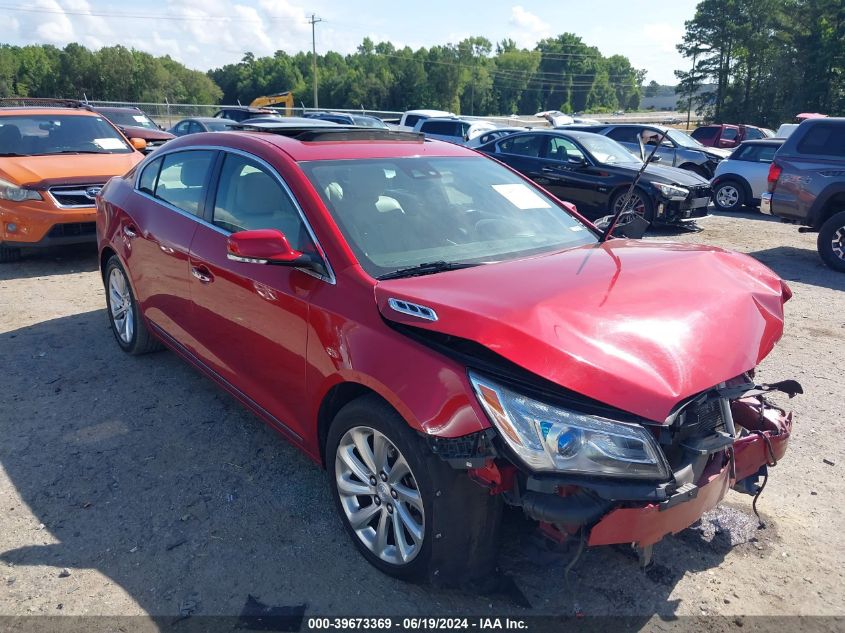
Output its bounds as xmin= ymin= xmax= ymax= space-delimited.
xmin=469 ymin=372 xmax=670 ymax=479
xmin=653 ymin=182 xmax=689 ymax=201
xmin=0 ymin=178 xmax=42 ymax=202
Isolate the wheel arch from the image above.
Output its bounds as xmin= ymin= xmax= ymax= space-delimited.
xmin=317 ymin=381 xmax=393 ymax=467
xmin=810 ymin=187 xmax=845 ymax=229
xmin=99 ymin=245 xmax=117 ymax=281
xmin=713 ymin=175 xmax=752 ymax=204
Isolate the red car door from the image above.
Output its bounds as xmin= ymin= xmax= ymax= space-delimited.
xmin=125 ymin=149 xmax=216 ymax=349
xmin=187 ymin=151 xmax=327 ymax=440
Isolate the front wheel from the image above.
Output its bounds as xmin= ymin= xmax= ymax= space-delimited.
xmin=818 ymin=211 xmax=845 ymax=272
xmin=327 ymin=395 xmax=501 ymax=584
xmin=713 ymin=180 xmax=745 ymax=212
xmin=611 ymin=188 xmax=655 ymax=225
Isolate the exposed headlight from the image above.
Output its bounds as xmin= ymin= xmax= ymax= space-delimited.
xmin=0 ymin=178 xmax=42 ymax=202
xmin=469 ymin=372 xmax=670 ymax=479
xmin=653 ymin=182 xmax=689 ymax=201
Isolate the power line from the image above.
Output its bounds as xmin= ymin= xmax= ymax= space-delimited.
xmin=0 ymin=3 xmax=308 ymax=23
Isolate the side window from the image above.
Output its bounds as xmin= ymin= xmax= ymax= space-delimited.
xmin=188 ymin=121 xmax=204 ymax=134
xmin=154 ymin=150 xmax=215 ymax=216
xmin=212 ymin=153 xmax=313 ymax=252
xmin=404 ymin=115 xmax=421 ymax=128
xmin=732 ymin=145 xmax=752 ymax=161
xmin=422 ymin=121 xmax=457 ymax=135
xmin=796 ymin=124 xmax=845 ymax=157
xmin=138 ymin=157 xmax=162 ymax=194
xmin=722 ymin=128 xmax=739 ymax=141
xmin=606 ymin=127 xmax=639 ymax=144
xmin=745 ymin=128 xmax=764 ymax=140
xmin=173 ymin=121 xmax=189 ymax=135
xmin=547 ymin=137 xmax=585 ymax=162
xmin=498 ymin=134 xmax=544 ymax=158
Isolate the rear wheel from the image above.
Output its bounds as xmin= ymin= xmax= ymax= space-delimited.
xmin=0 ymin=244 xmax=21 ymax=263
xmin=104 ymin=256 xmax=163 ymax=354
xmin=327 ymin=395 xmax=501 ymax=584
xmin=611 ymin=188 xmax=655 ymax=225
xmin=818 ymin=211 xmax=845 ymax=272
xmin=713 ymin=180 xmax=745 ymax=212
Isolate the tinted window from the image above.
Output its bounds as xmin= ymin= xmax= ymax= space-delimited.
xmin=212 ymin=153 xmax=312 ymax=252
xmin=606 ymin=127 xmax=641 ymax=144
xmin=547 ymin=136 xmax=585 ymax=162
xmin=722 ymin=128 xmax=739 ymax=140
xmin=173 ymin=121 xmax=189 ymax=135
xmin=404 ymin=115 xmax=422 ymax=128
xmin=692 ymin=127 xmax=718 ymax=141
xmin=796 ymin=124 xmax=845 ymax=157
xmin=421 ymin=120 xmax=459 ymax=135
xmin=756 ymin=145 xmax=778 ymax=162
xmin=498 ymin=134 xmax=544 ymax=157
xmin=734 ymin=144 xmax=779 ymax=163
xmin=154 ymin=150 xmax=215 ymax=215
xmin=745 ymin=128 xmax=765 ymax=140
xmin=138 ymin=158 xmax=162 ymax=194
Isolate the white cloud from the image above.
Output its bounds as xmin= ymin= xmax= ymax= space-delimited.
xmin=508 ymin=5 xmax=551 ymax=48
xmin=641 ymin=22 xmax=685 ymax=54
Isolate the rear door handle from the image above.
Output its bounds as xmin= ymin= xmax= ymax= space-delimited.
xmin=191 ymin=266 xmax=213 ymax=284
xmin=123 ymin=225 xmax=138 ymax=239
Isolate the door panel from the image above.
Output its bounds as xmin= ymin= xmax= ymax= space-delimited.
xmin=187 ymin=152 xmax=318 ymax=437
xmin=128 ymin=150 xmax=215 ymax=349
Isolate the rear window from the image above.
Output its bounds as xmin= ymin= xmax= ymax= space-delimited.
xmin=732 ymin=144 xmax=778 ymax=162
xmin=692 ymin=127 xmax=718 ymax=141
xmin=403 ymin=115 xmax=422 ymax=128
xmin=796 ymin=124 xmax=845 ymax=157
xmin=421 ymin=120 xmax=459 ymax=135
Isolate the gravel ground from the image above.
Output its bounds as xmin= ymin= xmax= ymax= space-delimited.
xmin=0 ymin=210 xmax=843 ymax=625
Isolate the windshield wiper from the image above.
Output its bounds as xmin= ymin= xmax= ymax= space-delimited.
xmin=377 ymin=261 xmax=480 ymax=280
xmin=45 ymin=150 xmax=112 ymax=155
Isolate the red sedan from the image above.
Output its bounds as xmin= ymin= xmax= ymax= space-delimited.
xmin=96 ymin=126 xmax=797 ymax=583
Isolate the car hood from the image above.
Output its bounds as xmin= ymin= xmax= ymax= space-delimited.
xmin=703 ymin=147 xmax=732 ymax=159
xmin=374 ymin=241 xmax=789 ymax=423
xmin=118 ymin=125 xmax=175 ymax=141
xmin=0 ymin=153 xmax=142 ymax=187
xmin=611 ymin=162 xmax=709 ymax=186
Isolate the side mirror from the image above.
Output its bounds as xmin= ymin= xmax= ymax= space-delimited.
xmin=129 ymin=137 xmax=147 ymax=151
xmin=648 ymin=154 xmax=662 ymax=162
xmin=227 ymin=229 xmax=309 ymax=265
xmin=569 ymin=155 xmax=587 ymax=165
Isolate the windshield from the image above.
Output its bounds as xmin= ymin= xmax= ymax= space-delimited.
xmin=0 ymin=114 xmax=132 ymax=155
xmin=353 ymin=116 xmax=388 ymax=129
xmin=300 ymin=156 xmax=596 ymax=278
xmin=666 ymin=129 xmax=704 ymax=149
xmin=206 ymin=120 xmax=236 ymax=131
xmin=100 ymin=110 xmax=158 ymax=130
xmin=579 ymin=134 xmax=642 ymax=165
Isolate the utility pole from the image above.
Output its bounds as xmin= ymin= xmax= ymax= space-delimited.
xmin=308 ymin=14 xmax=323 ymax=110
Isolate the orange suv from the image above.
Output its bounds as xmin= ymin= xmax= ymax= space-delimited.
xmin=0 ymin=99 xmax=145 ymax=262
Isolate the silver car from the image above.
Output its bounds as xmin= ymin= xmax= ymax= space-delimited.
xmin=711 ymin=139 xmax=784 ymax=211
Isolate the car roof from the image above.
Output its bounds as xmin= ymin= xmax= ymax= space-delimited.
xmin=0 ymin=107 xmax=100 ymax=117
xmin=179 ymin=129 xmax=477 ymax=162
xmin=405 ymin=109 xmax=453 ymax=116
xmin=94 ymin=106 xmax=143 ymax=113
xmin=190 ymin=117 xmax=237 ymax=123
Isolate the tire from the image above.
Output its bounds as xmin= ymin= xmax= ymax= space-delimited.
xmin=713 ymin=179 xmax=746 ymax=212
xmin=817 ymin=211 xmax=845 ymax=272
xmin=611 ymin=187 xmax=655 ymax=225
xmin=104 ymin=255 xmax=163 ymax=354
xmin=327 ymin=394 xmax=502 ymax=585
xmin=0 ymin=244 xmax=21 ymax=263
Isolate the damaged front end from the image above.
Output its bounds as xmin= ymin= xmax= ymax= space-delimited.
xmin=460 ymin=373 xmax=799 ymax=557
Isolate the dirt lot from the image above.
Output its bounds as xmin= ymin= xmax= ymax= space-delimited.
xmin=1 ymin=210 xmax=844 ymax=626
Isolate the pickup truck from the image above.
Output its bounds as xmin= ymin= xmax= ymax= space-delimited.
xmin=691 ymin=124 xmax=771 ymax=149
xmin=761 ymin=117 xmax=845 ymax=271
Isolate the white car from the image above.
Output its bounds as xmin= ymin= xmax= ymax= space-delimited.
xmin=412 ymin=117 xmax=496 ymax=145
xmin=710 ymin=138 xmax=784 ymax=211
xmin=775 ymin=123 xmax=799 ymax=138
xmin=465 ymin=126 xmax=532 ymax=148
xmin=397 ymin=109 xmax=455 ymax=131
xmin=536 ymin=110 xmax=574 ymax=126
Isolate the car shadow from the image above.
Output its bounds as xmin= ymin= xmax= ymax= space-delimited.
xmin=709 ymin=208 xmax=781 ymax=223
xmin=0 ymin=245 xmax=99 ymax=281
xmin=746 ymin=246 xmax=845 ymax=292
xmin=0 ymin=310 xmax=780 ymax=623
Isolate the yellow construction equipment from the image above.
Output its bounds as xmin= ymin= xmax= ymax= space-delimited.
xmin=249 ymin=92 xmax=294 ymax=116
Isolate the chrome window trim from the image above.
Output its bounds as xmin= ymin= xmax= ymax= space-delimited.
xmin=132 ymin=144 xmax=336 ymax=285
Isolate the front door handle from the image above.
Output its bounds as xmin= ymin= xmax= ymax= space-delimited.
xmin=541 ymin=166 xmax=556 ymax=173
xmin=191 ymin=266 xmax=214 ymax=284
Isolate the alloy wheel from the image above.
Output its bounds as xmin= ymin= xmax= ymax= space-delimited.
xmin=335 ymin=426 xmax=425 ymax=565
xmin=614 ymin=192 xmax=647 ymax=217
xmin=832 ymin=226 xmax=845 ymax=262
xmin=716 ymin=184 xmax=740 ymax=209
xmin=108 ymin=267 xmax=134 ymax=344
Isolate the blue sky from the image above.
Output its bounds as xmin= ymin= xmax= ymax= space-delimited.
xmin=2 ymin=0 xmax=699 ymax=84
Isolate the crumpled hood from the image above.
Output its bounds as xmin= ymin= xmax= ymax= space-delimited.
xmin=375 ymin=241 xmax=789 ymax=422
xmin=0 ymin=153 xmax=141 ymax=187
xmin=704 ymin=147 xmax=732 ymax=159
xmin=642 ymin=163 xmax=710 ymax=186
